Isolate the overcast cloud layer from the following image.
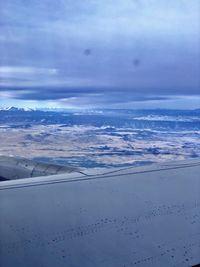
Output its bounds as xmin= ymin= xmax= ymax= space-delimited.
xmin=0 ymin=0 xmax=199 ymax=108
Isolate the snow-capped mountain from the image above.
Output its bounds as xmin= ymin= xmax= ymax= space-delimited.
xmin=0 ymin=106 xmax=35 ymax=112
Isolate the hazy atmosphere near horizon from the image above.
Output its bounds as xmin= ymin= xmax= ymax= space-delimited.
xmin=0 ymin=0 xmax=200 ymax=109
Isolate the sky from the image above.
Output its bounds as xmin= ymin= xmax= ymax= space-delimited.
xmin=0 ymin=0 xmax=200 ymax=109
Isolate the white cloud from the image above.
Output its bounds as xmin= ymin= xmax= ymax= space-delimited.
xmin=0 ymin=66 xmax=58 ymax=75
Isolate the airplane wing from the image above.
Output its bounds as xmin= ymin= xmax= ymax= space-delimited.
xmin=0 ymin=158 xmax=200 ymax=267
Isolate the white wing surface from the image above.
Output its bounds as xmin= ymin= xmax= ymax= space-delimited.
xmin=0 ymin=159 xmax=200 ymax=267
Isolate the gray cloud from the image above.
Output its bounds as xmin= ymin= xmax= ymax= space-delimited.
xmin=0 ymin=0 xmax=199 ymax=107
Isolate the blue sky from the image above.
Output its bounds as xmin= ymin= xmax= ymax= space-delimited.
xmin=0 ymin=0 xmax=199 ymax=109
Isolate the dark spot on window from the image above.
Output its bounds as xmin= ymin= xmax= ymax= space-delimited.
xmin=84 ymin=49 xmax=92 ymax=56
xmin=132 ymin=59 xmax=140 ymax=67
